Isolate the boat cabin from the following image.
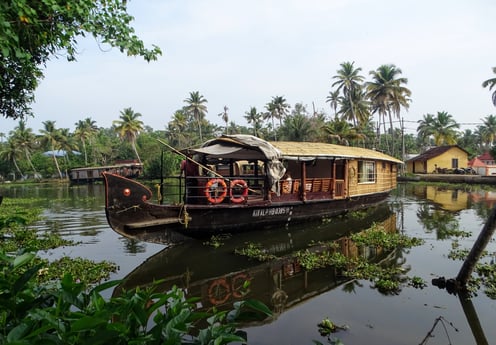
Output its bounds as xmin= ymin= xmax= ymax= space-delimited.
xmin=177 ymin=135 xmax=401 ymax=205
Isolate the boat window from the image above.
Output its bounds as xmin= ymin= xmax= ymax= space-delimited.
xmin=358 ymin=161 xmax=375 ymax=183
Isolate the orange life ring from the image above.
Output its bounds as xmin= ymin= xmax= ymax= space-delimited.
xmin=230 ymin=179 xmax=248 ymax=204
xmin=204 ymin=178 xmax=227 ymax=204
xmin=208 ymin=278 xmax=230 ymax=305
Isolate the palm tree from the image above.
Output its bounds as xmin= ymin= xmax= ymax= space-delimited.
xmin=279 ymin=113 xmax=313 ymax=141
xmin=325 ymin=89 xmax=340 ymax=117
xmin=74 ymin=117 xmax=98 ymax=165
xmin=167 ymin=110 xmax=190 ymax=148
xmin=0 ymin=137 xmax=24 ymax=179
xmin=479 ymin=114 xmax=496 ymax=148
xmin=113 ymin=107 xmax=144 ymax=164
xmin=323 ymin=116 xmax=366 ymax=146
xmin=366 ymin=64 xmax=411 ymax=156
xmin=265 ymin=96 xmax=290 ymax=140
xmin=184 ymin=91 xmax=208 ymax=142
xmin=39 ymin=120 xmax=64 ymax=179
xmin=10 ymin=120 xmax=38 ymax=177
xmin=482 ymin=67 xmax=496 ymax=106
xmin=218 ymin=105 xmax=229 ymax=134
xmin=416 ymin=111 xmax=460 ymax=146
xmin=337 ymin=89 xmax=371 ymax=128
xmin=332 ymin=61 xmax=365 ymax=127
xmin=244 ymin=106 xmax=262 ymax=137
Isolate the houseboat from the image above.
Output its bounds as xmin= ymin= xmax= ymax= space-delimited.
xmin=102 ymin=134 xmax=402 ymax=239
xmin=69 ymin=161 xmax=142 ymax=184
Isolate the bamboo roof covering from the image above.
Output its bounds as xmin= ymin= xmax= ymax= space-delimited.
xmin=270 ymin=141 xmax=404 ymax=164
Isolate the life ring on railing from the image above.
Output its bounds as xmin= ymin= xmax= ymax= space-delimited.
xmin=204 ymin=178 xmax=227 ymax=204
xmin=230 ymin=179 xmax=248 ymax=204
xmin=208 ymin=278 xmax=230 ymax=305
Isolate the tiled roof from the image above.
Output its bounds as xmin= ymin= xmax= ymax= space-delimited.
xmin=406 ymin=145 xmax=467 ymax=162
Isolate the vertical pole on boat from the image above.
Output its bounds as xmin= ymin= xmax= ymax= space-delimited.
xmin=160 ymin=149 xmax=164 ymax=204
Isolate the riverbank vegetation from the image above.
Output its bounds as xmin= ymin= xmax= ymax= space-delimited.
xmin=2 ymin=65 xmax=496 ymax=182
xmin=0 ymin=198 xmax=271 ymax=344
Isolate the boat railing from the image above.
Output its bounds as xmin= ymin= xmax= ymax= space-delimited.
xmin=164 ymin=175 xmax=267 ymax=205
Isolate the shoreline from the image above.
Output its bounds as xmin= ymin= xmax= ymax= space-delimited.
xmin=398 ymin=174 xmax=496 ymax=184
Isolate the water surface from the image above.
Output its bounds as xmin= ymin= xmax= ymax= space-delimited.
xmin=2 ymin=182 xmax=495 ymax=345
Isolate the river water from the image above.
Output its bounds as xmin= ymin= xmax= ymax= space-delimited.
xmin=2 ymin=182 xmax=496 ymax=345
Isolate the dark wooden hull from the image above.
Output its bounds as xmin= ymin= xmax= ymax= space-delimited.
xmin=103 ymin=172 xmax=391 ymax=240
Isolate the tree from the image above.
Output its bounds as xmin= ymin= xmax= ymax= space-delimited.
xmin=38 ymin=120 xmax=63 ymax=179
xmin=184 ymin=91 xmax=208 ymax=142
xmin=366 ymin=64 xmax=411 ymax=156
xmin=0 ymin=137 xmax=24 ymax=179
xmin=331 ymin=61 xmax=365 ymax=127
xmin=218 ymin=105 xmax=229 ymax=134
xmin=265 ymin=96 xmax=290 ymax=140
xmin=482 ymin=67 xmax=496 ymax=107
xmin=416 ymin=111 xmax=459 ymax=146
xmin=479 ymin=114 xmax=496 ymax=149
xmin=166 ymin=110 xmax=190 ymax=148
xmin=279 ymin=113 xmax=313 ymax=141
xmin=325 ymin=89 xmax=340 ymax=117
xmin=244 ymin=107 xmax=262 ymax=137
xmin=0 ymin=0 xmax=161 ymax=120
xmin=113 ymin=107 xmax=144 ymax=164
xmin=323 ymin=116 xmax=366 ymax=146
xmin=10 ymin=120 xmax=38 ymax=176
xmin=74 ymin=118 xmax=98 ymax=166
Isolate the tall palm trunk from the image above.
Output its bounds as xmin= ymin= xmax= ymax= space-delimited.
xmin=51 ymin=147 xmax=63 ymax=179
xmin=388 ymin=110 xmax=395 ymax=156
xmin=132 ymin=140 xmax=142 ymax=164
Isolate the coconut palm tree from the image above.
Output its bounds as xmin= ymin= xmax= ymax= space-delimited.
xmin=167 ymin=110 xmax=190 ymax=148
xmin=323 ymin=116 xmax=366 ymax=146
xmin=39 ymin=120 xmax=64 ymax=179
xmin=113 ymin=107 xmax=144 ymax=164
xmin=279 ymin=113 xmax=313 ymax=141
xmin=184 ymin=91 xmax=208 ymax=142
xmin=366 ymin=64 xmax=411 ymax=156
xmin=265 ymin=96 xmax=290 ymax=140
xmin=0 ymin=137 xmax=24 ymax=179
xmin=244 ymin=106 xmax=262 ymax=137
xmin=332 ymin=61 xmax=365 ymax=127
xmin=416 ymin=111 xmax=459 ymax=146
xmin=479 ymin=114 xmax=496 ymax=149
xmin=10 ymin=120 xmax=38 ymax=177
xmin=482 ymin=67 xmax=496 ymax=107
xmin=325 ymin=89 xmax=340 ymax=117
xmin=74 ymin=117 xmax=98 ymax=165
xmin=337 ymin=89 xmax=371 ymax=128
xmin=218 ymin=105 xmax=229 ymax=134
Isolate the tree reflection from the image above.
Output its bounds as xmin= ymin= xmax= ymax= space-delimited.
xmin=416 ymin=203 xmax=460 ymax=240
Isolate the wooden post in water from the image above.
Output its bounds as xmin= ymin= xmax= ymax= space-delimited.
xmin=456 ymin=205 xmax=496 ymax=288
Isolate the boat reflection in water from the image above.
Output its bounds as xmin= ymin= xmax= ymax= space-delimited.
xmin=113 ymin=204 xmax=400 ymax=322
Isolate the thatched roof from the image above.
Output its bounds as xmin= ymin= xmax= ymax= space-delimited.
xmin=271 ymin=141 xmax=403 ymax=164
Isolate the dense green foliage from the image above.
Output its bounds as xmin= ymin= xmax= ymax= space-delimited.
xmin=1 ymin=61 xmax=495 ymax=181
xmin=0 ymin=251 xmax=272 ymax=345
xmin=0 ymin=0 xmax=161 ymax=120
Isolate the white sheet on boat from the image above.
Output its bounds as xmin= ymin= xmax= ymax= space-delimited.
xmin=194 ymin=134 xmax=286 ymax=193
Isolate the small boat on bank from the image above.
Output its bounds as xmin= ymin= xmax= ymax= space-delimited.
xmin=103 ymin=134 xmax=402 ymax=239
xmin=70 ymin=161 xmax=143 ymax=184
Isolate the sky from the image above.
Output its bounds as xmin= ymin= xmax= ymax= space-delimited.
xmin=2 ymin=0 xmax=496 ymax=137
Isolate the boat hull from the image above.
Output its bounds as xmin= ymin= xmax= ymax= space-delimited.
xmin=103 ymin=172 xmax=391 ymax=240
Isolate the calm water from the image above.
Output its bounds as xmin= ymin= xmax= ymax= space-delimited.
xmin=1 ymin=182 xmax=496 ymax=345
